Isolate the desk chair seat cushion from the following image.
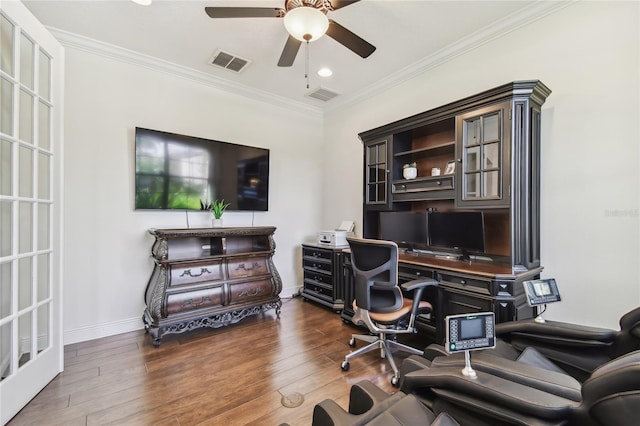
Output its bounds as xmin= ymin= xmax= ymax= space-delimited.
xmin=352 ymin=298 xmax=431 ymax=325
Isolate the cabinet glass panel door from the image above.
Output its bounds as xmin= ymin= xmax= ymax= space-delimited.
xmin=461 ymin=109 xmax=503 ymax=203
xmin=365 ymin=139 xmax=389 ymax=205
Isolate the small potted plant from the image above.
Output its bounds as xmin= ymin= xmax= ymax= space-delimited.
xmin=210 ymin=199 xmax=229 ymax=227
xmin=403 ymin=162 xmax=417 ymax=179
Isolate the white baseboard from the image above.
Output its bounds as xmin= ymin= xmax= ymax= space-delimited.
xmin=64 ymin=317 xmax=144 ymax=345
xmin=64 ymin=287 xmax=301 ymax=345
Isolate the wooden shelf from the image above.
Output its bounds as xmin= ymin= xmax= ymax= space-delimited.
xmin=394 ymin=141 xmax=455 ymax=157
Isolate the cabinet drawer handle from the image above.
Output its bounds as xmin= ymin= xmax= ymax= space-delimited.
xmin=236 ymin=262 xmax=260 ymax=272
xmin=436 ymin=181 xmax=442 ymax=186
xmin=181 ymin=295 xmax=212 ymax=308
xmin=180 ymin=268 xmax=212 ymax=278
xmin=460 ymin=280 xmax=467 ymax=285
xmin=239 ymin=287 xmax=263 ymax=297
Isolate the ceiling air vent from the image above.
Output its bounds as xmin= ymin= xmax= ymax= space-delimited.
xmin=208 ymin=49 xmax=251 ymax=73
xmin=306 ymin=87 xmax=340 ymax=102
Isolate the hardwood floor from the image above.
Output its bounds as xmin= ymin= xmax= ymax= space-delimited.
xmin=8 ymin=297 xmax=432 ymax=425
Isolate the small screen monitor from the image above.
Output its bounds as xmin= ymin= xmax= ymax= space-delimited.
xmin=379 ymin=211 xmax=428 ymax=249
xmin=523 ymin=279 xmax=561 ymax=306
xmin=427 ymin=211 xmax=485 ymax=254
xmin=445 ymin=312 xmax=496 ymax=353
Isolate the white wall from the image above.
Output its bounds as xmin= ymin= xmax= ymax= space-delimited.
xmin=62 ymin=47 xmax=323 ymax=344
xmin=60 ymin=1 xmax=639 ymax=343
xmin=323 ymin=1 xmax=640 ymax=329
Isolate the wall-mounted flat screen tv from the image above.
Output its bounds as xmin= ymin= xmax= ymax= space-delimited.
xmin=135 ymin=127 xmax=269 ymax=211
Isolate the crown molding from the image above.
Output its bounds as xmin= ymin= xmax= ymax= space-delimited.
xmin=48 ymin=27 xmax=324 ymax=117
xmin=48 ymin=1 xmax=574 ymax=117
xmin=325 ymin=0 xmax=576 ymax=113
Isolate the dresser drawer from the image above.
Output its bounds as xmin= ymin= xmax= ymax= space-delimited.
xmin=303 ymin=258 xmax=332 ymax=274
xmin=170 ymin=261 xmax=223 ymax=286
xmin=303 ymin=247 xmax=333 ymax=261
xmin=227 ymin=256 xmax=268 ymax=279
xmin=392 ymin=176 xmax=454 ymax=202
xmin=229 ymin=278 xmax=274 ymax=304
xmin=304 ymin=283 xmax=333 ymax=300
xmin=438 ymin=272 xmax=491 ymax=296
xmin=304 ymin=270 xmax=333 ymax=286
xmin=165 ymin=285 xmax=224 ymax=315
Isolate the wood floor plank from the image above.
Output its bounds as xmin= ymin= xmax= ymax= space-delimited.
xmin=8 ymin=297 xmax=432 ymax=425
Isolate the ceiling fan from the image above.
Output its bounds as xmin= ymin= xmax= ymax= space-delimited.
xmin=204 ymin=0 xmax=376 ymax=67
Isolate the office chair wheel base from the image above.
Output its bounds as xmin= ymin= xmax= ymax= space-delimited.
xmin=349 ymin=338 xmax=356 ymax=347
xmin=391 ymin=375 xmax=399 ymax=387
xmin=341 ymin=361 xmax=350 ymax=371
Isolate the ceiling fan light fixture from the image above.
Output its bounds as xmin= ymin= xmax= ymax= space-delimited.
xmin=283 ymin=6 xmax=329 ymax=42
xmin=317 ymin=67 xmax=332 ymax=77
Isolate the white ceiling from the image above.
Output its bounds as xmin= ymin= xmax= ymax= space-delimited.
xmin=20 ymin=0 xmax=566 ymax=111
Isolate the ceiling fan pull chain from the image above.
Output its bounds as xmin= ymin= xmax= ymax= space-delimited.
xmin=305 ymin=40 xmax=310 ymax=89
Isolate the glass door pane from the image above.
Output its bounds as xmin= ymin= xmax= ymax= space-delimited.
xmin=461 ymin=109 xmax=503 ymax=202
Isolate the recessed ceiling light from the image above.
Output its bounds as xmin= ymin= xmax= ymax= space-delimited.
xmin=131 ymin=0 xmax=152 ymax=5
xmin=317 ymin=67 xmax=333 ymax=77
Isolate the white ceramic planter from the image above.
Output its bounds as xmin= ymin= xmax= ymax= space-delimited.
xmin=403 ymin=167 xmax=417 ymax=179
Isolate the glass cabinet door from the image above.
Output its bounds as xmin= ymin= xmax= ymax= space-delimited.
xmin=365 ymin=137 xmax=390 ymax=207
xmin=456 ymin=102 xmax=510 ymax=208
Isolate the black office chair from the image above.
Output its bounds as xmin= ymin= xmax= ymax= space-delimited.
xmin=342 ymin=237 xmax=438 ymax=386
xmin=312 ymin=380 xmax=460 ymax=426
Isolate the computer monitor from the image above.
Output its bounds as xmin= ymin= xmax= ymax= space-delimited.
xmin=427 ymin=211 xmax=485 ymax=259
xmin=379 ymin=211 xmax=428 ymax=250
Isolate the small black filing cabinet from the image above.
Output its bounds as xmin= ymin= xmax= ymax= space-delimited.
xmin=301 ymin=244 xmax=346 ymax=312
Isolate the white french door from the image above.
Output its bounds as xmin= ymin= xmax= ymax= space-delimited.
xmin=0 ymin=1 xmax=63 ymax=423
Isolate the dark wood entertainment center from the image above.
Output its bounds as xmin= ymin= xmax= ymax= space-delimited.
xmin=316 ymin=81 xmax=551 ymax=344
xmin=143 ymin=227 xmax=282 ymax=346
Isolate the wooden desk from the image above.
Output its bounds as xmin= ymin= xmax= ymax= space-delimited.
xmin=342 ymin=251 xmax=542 ymax=344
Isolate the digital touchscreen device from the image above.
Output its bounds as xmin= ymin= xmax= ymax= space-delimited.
xmin=523 ymin=278 xmax=561 ymax=306
xmin=445 ymin=312 xmax=496 ymax=354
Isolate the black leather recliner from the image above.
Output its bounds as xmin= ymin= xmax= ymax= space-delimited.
xmin=494 ymin=306 xmax=640 ymax=381
xmin=398 ymin=349 xmax=640 ymax=426
xmin=421 ymin=306 xmax=640 ymax=382
xmin=312 ymin=380 xmax=460 ymax=426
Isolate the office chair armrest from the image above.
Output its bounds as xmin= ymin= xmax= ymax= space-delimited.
xmin=401 ymin=278 xmax=438 ymax=319
xmin=401 ymin=278 xmax=438 ymax=292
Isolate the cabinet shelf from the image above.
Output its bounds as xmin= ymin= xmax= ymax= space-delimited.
xmin=395 ymin=141 xmax=455 ymax=157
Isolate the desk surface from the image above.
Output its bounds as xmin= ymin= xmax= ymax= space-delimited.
xmin=398 ymin=252 xmax=542 ymax=279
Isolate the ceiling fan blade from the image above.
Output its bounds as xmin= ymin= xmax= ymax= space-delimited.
xmin=329 ymin=0 xmax=360 ymax=10
xmin=205 ymin=7 xmax=283 ymax=19
xmin=326 ymin=20 xmax=376 ymax=58
xmin=277 ymin=36 xmax=302 ymax=67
